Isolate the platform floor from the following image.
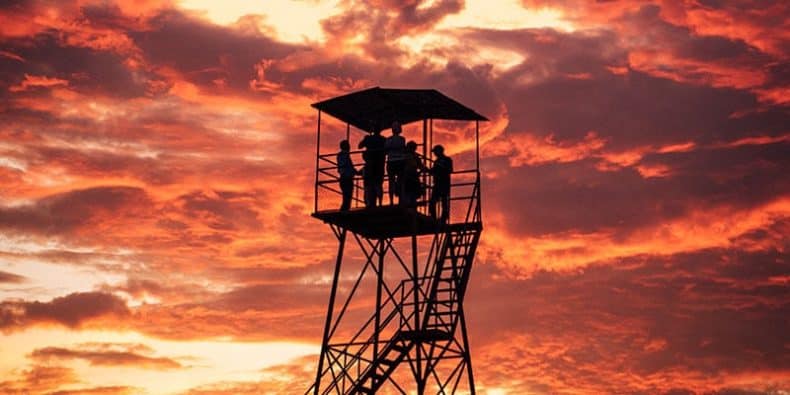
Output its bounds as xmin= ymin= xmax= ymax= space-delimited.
xmin=312 ymin=206 xmax=481 ymax=239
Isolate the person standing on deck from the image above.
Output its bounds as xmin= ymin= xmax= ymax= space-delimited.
xmin=337 ymin=140 xmax=358 ymax=211
xmin=430 ymin=144 xmax=453 ymax=223
xmin=385 ymin=121 xmax=406 ymax=205
xmin=358 ymin=121 xmax=386 ymax=207
xmin=401 ymin=140 xmax=425 ymax=207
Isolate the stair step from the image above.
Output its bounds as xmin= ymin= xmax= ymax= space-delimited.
xmin=390 ymin=344 xmax=408 ymax=353
xmin=381 ymin=358 xmax=396 ymax=366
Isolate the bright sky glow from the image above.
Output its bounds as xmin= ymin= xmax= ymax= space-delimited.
xmin=0 ymin=328 xmax=316 ymax=395
xmin=178 ymin=0 xmax=340 ymax=43
xmin=438 ymin=0 xmax=574 ymax=31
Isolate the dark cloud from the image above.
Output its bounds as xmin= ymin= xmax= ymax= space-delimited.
xmin=465 ymin=241 xmax=790 ymax=392
xmin=173 ymin=190 xmax=264 ymax=232
xmin=130 ymin=9 xmax=298 ymax=93
xmin=0 ymin=31 xmax=148 ymax=98
xmin=0 ymin=186 xmax=152 ymax=236
xmin=0 ymin=292 xmax=129 ymax=330
xmin=485 ymin=140 xmax=790 ymax=236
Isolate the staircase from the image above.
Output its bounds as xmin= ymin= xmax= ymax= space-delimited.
xmin=307 ymin=225 xmax=480 ymax=395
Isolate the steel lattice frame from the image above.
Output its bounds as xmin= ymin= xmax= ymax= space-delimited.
xmin=308 ymin=220 xmax=480 ymax=395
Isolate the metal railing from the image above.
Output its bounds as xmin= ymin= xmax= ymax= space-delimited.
xmin=314 ymin=150 xmax=482 ymax=225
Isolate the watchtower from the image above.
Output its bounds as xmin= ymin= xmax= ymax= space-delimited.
xmin=306 ymin=87 xmax=486 ymax=394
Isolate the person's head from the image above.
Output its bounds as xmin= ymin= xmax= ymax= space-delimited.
xmin=432 ymin=144 xmax=445 ymax=157
xmin=406 ymin=140 xmax=418 ymax=152
xmin=340 ymin=140 xmax=350 ymax=151
xmin=368 ymin=120 xmax=381 ymax=135
xmin=391 ymin=121 xmax=402 ymax=135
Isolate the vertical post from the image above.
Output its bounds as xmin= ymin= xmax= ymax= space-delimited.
xmin=422 ymin=119 xmax=428 ymax=159
xmin=475 ymin=120 xmax=481 ymax=221
xmin=412 ymin=231 xmax=424 ymax=394
xmin=313 ymin=228 xmax=346 ymax=395
xmin=422 ymin=119 xmax=428 ymax=215
xmin=475 ymin=120 xmax=480 ymax=171
xmin=314 ymin=111 xmax=322 ymax=213
xmin=346 ymin=123 xmax=352 ymax=209
xmin=429 ymin=118 xmax=433 ymax=156
xmin=459 ymin=307 xmax=476 ymax=394
xmin=373 ymin=239 xmax=384 ymax=386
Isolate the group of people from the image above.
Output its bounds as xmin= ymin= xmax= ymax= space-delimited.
xmin=336 ymin=121 xmax=453 ymax=223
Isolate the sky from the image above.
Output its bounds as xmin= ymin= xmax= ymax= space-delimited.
xmin=0 ymin=0 xmax=788 ymax=394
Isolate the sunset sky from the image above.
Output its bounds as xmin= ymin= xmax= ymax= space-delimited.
xmin=1 ymin=0 xmax=789 ymax=394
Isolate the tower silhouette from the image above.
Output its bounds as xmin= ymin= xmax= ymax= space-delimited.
xmin=306 ymin=87 xmax=486 ymax=394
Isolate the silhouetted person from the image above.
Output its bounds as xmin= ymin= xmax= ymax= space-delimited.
xmin=385 ymin=121 xmax=406 ymax=205
xmin=401 ymin=140 xmax=425 ymax=207
xmin=430 ymin=144 xmax=452 ymax=223
xmin=337 ymin=139 xmax=358 ymax=211
xmin=358 ymin=122 xmax=386 ymax=207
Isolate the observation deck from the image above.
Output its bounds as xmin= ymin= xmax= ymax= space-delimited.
xmin=310 ymin=87 xmax=486 ymax=240
xmin=312 ymin=205 xmax=482 ymax=239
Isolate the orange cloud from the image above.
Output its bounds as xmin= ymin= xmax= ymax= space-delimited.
xmin=31 ymin=343 xmax=182 ymax=370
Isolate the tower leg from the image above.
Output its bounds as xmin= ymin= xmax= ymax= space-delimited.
xmin=313 ymin=228 xmax=346 ymax=395
xmin=459 ymin=307 xmax=476 ymax=395
xmin=412 ymin=233 xmax=425 ymax=395
xmin=373 ymin=238 xmax=384 ymax=387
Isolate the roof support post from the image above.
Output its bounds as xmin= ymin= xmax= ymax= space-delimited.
xmin=314 ymin=110 xmax=322 ymax=213
xmin=475 ymin=120 xmax=479 ymax=171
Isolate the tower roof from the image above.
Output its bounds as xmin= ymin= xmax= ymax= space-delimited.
xmin=311 ymin=87 xmax=488 ymax=131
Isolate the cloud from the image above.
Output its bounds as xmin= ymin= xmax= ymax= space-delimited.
xmin=9 ymin=74 xmax=69 ymax=92
xmin=0 ymin=363 xmax=134 ymax=395
xmin=47 ymin=387 xmax=138 ymax=395
xmin=0 ymin=292 xmax=129 ymax=331
xmin=0 ymin=186 xmax=152 ymax=236
xmin=0 ymin=365 xmax=77 ymax=394
xmin=485 ymin=140 xmax=790 ymax=237
xmin=31 ymin=343 xmax=182 ymax=369
xmin=464 ymin=240 xmax=790 ymax=392
xmin=0 ymin=270 xmax=26 ymax=283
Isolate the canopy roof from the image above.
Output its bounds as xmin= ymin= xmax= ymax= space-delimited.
xmin=311 ymin=87 xmax=488 ymax=131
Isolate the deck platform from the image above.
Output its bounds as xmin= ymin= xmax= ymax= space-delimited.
xmin=312 ymin=205 xmax=482 ymax=239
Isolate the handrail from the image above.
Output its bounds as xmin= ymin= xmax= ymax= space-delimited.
xmin=314 ymin=158 xmax=480 ymax=220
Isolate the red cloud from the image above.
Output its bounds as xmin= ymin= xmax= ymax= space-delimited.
xmin=9 ymin=74 xmax=69 ymax=92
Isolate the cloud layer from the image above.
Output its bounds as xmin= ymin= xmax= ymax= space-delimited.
xmin=0 ymin=0 xmax=788 ymax=393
